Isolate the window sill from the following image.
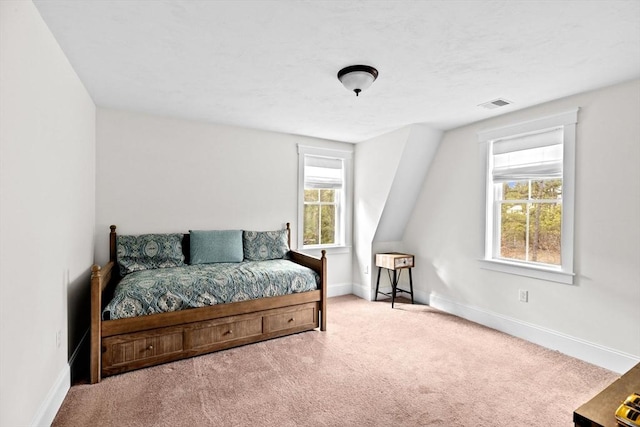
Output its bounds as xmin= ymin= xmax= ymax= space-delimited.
xmin=479 ymin=258 xmax=575 ymax=285
xmin=297 ymin=245 xmax=351 ymax=257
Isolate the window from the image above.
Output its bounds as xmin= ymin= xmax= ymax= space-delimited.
xmin=298 ymin=145 xmax=352 ymax=250
xmin=479 ymin=109 xmax=578 ymax=284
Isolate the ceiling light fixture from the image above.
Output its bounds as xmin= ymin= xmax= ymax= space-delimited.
xmin=337 ymin=65 xmax=379 ymax=96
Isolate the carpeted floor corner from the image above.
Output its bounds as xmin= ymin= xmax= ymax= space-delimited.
xmin=53 ymin=295 xmax=618 ymax=426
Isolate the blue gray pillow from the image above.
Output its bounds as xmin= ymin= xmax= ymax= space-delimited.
xmin=243 ymin=229 xmax=289 ymax=261
xmin=190 ymin=230 xmax=244 ymax=264
xmin=117 ymin=233 xmax=185 ymax=275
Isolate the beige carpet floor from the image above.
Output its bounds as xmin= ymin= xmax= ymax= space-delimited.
xmin=53 ymin=295 xmax=618 ymax=426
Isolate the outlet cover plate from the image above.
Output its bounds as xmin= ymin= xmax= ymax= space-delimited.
xmin=519 ymin=290 xmax=529 ymax=302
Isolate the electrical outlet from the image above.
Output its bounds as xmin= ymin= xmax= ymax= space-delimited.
xmin=56 ymin=330 xmax=62 ymax=348
xmin=364 ymin=265 xmax=369 ymax=274
xmin=519 ymin=289 xmax=529 ymax=303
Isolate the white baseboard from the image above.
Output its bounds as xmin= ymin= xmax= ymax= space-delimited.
xmin=352 ymin=282 xmax=371 ymax=301
xmin=30 ymin=364 xmax=70 ymax=427
xmin=429 ymin=293 xmax=639 ymax=374
xmin=69 ymin=329 xmax=89 ymax=370
xmin=327 ymin=282 xmax=353 ymax=298
xmin=30 ymin=330 xmax=87 ymax=426
xmin=350 ymin=283 xmax=430 ymax=305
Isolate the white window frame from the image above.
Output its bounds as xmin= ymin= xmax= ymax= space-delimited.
xmin=478 ymin=109 xmax=578 ymax=284
xmin=297 ymin=145 xmax=353 ymax=254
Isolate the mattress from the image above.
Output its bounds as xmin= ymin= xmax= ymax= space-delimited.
xmin=103 ymin=259 xmax=320 ymax=320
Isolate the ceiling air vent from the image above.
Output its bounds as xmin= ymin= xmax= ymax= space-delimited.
xmin=479 ymin=98 xmax=512 ymax=109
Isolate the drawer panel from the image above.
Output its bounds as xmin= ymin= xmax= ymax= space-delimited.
xmin=263 ymin=305 xmax=316 ymax=333
xmin=104 ymin=330 xmax=184 ymax=367
xmin=186 ymin=316 xmax=263 ymax=349
xmin=394 ymin=257 xmax=413 ymax=268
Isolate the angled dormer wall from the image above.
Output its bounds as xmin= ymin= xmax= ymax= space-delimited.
xmin=374 ymin=125 xmax=443 ymax=242
xmin=353 ymin=124 xmax=442 ymax=300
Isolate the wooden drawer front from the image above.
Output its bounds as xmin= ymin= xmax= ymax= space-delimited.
xmin=104 ymin=331 xmax=183 ymax=367
xmin=394 ymin=256 xmax=413 ymax=269
xmin=186 ymin=317 xmax=263 ymax=349
xmin=264 ymin=305 xmax=316 ymax=333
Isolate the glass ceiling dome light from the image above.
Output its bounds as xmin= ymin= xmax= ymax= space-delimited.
xmin=337 ymin=65 xmax=379 ymax=96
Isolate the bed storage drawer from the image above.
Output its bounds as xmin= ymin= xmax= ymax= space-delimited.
xmin=263 ymin=303 xmax=317 ymax=333
xmin=102 ymin=327 xmax=184 ymax=370
xmin=185 ymin=315 xmax=263 ymax=349
xmin=100 ymin=302 xmax=320 ymax=378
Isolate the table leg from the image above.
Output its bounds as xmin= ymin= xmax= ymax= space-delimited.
xmin=375 ymin=267 xmax=382 ymax=301
xmin=409 ymin=268 xmax=414 ymax=304
xmin=392 ymin=269 xmax=397 ymax=308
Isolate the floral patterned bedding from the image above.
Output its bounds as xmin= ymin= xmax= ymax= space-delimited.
xmin=103 ymin=260 xmax=320 ymax=320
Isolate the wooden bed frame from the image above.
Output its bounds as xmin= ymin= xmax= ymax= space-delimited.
xmin=90 ymin=223 xmax=327 ymax=384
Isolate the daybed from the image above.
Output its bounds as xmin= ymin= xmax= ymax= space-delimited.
xmin=90 ymin=223 xmax=326 ymax=384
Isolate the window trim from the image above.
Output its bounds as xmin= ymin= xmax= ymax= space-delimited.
xmin=297 ymin=145 xmax=353 ymax=252
xmin=478 ymin=109 xmax=578 ymax=284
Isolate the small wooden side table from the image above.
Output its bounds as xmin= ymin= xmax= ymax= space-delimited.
xmin=374 ymin=252 xmax=414 ymax=308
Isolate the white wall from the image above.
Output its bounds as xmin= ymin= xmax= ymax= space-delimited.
xmin=95 ymin=108 xmax=353 ymax=292
xmin=353 ymin=127 xmax=409 ymax=298
xmin=353 ymin=125 xmax=443 ymax=300
xmin=403 ymin=79 xmax=640 ymax=372
xmin=0 ymin=1 xmax=96 ymax=426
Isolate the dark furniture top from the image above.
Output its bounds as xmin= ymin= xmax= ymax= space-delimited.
xmin=574 ymin=362 xmax=640 ymax=427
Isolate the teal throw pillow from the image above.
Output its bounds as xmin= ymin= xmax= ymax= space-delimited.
xmin=190 ymin=230 xmax=244 ymax=264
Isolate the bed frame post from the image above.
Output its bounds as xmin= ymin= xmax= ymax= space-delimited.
xmin=90 ymin=264 xmax=102 ymax=384
xmin=320 ymin=249 xmax=327 ymax=331
xmin=91 ymin=225 xmax=117 ymax=384
xmin=286 ymin=222 xmax=291 ymax=249
xmin=109 ymin=225 xmax=117 ymax=262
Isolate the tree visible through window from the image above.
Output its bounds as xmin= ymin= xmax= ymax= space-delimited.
xmin=304 ymin=189 xmax=337 ymax=245
xmin=499 ymin=179 xmax=562 ymax=265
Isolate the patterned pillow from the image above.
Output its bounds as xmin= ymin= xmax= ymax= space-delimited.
xmin=242 ymin=229 xmax=289 ymax=261
xmin=117 ymin=233 xmax=185 ymax=275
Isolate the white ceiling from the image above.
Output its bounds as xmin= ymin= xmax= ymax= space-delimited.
xmin=33 ymin=0 xmax=640 ymax=143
